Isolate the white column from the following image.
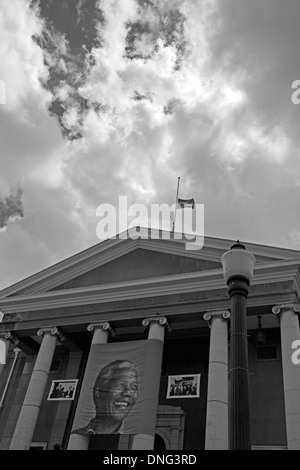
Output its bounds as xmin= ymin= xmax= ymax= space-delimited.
xmin=0 ymin=332 xmax=19 ymax=381
xmin=272 ymin=303 xmax=300 ymax=450
xmin=131 ymin=316 xmax=170 ymax=450
xmin=203 ymin=310 xmax=230 ymax=450
xmin=10 ymin=327 xmax=63 ymax=450
xmin=67 ymin=322 xmax=114 ymax=450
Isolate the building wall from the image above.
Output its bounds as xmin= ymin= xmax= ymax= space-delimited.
xmin=0 ymin=328 xmax=288 ymax=450
xmin=0 ymin=346 xmax=83 ymax=450
xmin=158 ymin=336 xmax=209 ymax=450
xmin=248 ymin=331 xmax=287 ymax=447
xmin=0 ymin=351 xmax=27 ymax=450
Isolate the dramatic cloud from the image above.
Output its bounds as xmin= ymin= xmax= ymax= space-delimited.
xmin=0 ymin=0 xmax=300 ymax=290
xmin=0 ymin=187 xmax=24 ymax=230
xmin=30 ymin=0 xmax=104 ymax=140
xmin=0 ymin=0 xmax=89 ymax=289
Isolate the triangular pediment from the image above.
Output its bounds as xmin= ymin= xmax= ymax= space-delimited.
xmin=1 ymin=227 xmax=299 ymax=298
xmin=50 ymin=248 xmax=221 ymax=291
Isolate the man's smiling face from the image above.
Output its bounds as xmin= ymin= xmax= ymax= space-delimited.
xmin=95 ymin=369 xmax=138 ymax=423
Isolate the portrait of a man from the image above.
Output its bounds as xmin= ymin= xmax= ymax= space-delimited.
xmin=72 ymin=359 xmax=138 ymax=435
xmin=70 ymin=340 xmax=161 ymax=438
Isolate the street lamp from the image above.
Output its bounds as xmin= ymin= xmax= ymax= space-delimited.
xmin=221 ymin=240 xmax=256 ymax=450
xmin=254 ymin=315 xmax=266 ymax=345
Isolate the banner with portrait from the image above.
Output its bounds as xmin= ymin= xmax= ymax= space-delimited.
xmin=71 ymin=339 xmax=163 ymax=437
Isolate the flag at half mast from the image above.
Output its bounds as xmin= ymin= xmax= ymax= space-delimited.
xmin=172 ymin=177 xmax=196 ymax=231
xmin=177 ymin=198 xmax=195 ymax=209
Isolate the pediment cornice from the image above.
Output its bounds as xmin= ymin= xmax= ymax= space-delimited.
xmin=1 ymin=228 xmax=299 ymax=299
xmin=0 ymin=259 xmax=299 ymax=314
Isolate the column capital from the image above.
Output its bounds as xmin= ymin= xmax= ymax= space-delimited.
xmin=0 ymin=331 xmax=19 ymax=346
xmin=203 ymin=310 xmax=230 ymax=327
xmin=87 ymin=322 xmax=115 ymax=337
xmin=272 ymin=304 xmax=300 ymax=316
xmin=37 ymin=327 xmax=65 ymax=343
xmin=142 ymin=316 xmax=171 ymax=333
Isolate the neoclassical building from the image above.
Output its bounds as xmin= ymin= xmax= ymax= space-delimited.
xmin=0 ymin=228 xmax=300 ymax=450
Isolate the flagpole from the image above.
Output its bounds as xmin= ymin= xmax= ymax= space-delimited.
xmin=172 ymin=177 xmax=180 ymax=232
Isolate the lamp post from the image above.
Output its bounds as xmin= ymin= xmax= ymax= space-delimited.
xmin=221 ymin=241 xmax=256 ymax=450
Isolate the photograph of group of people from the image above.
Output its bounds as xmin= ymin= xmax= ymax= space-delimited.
xmin=167 ymin=374 xmax=200 ymax=398
xmin=48 ymin=379 xmax=78 ymax=401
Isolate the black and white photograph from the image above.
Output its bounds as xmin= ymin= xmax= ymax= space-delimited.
xmin=0 ymin=0 xmax=300 ymax=453
xmin=167 ymin=374 xmax=200 ymax=399
xmin=70 ymin=340 xmax=160 ymax=436
xmin=47 ymin=379 xmax=78 ymax=401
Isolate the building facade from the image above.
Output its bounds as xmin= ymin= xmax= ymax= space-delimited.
xmin=0 ymin=229 xmax=300 ymax=450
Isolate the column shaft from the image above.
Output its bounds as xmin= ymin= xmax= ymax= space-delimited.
xmin=204 ymin=311 xmax=230 ymax=450
xmin=273 ymin=304 xmax=300 ymax=450
xmin=131 ymin=316 xmax=169 ymax=450
xmin=10 ymin=328 xmax=59 ymax=450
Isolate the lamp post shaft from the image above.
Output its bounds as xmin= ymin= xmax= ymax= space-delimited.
xmin=228 ymin=277 xmax=251 ymax=450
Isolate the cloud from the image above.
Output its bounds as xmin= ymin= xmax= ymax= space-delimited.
xmin=0 ymin=0 xmax=48 ymax=113
xmin=0 ymin=187 xmax=24 ymax=230
xmin=64 ymin=0 xmax=251 ymax=206
xmin=35 ymin=0 xmax=300 ymax=250
xmin=0 ymin=0 xmax=86 ymax=289
xmin=31 ymin=0 xmax=105 ymax=140
xmin=1 ymin=0 xmax=300 ymax=291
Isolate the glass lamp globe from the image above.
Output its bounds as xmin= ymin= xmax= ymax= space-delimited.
xmin=221 ymin=241 xmax=256 ymax=284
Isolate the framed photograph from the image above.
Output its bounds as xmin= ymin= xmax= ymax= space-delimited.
xmin=47 ymin=379 xmax=78 ymax=401
xmin=166 ymin=374 xmax=200 ymax=399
